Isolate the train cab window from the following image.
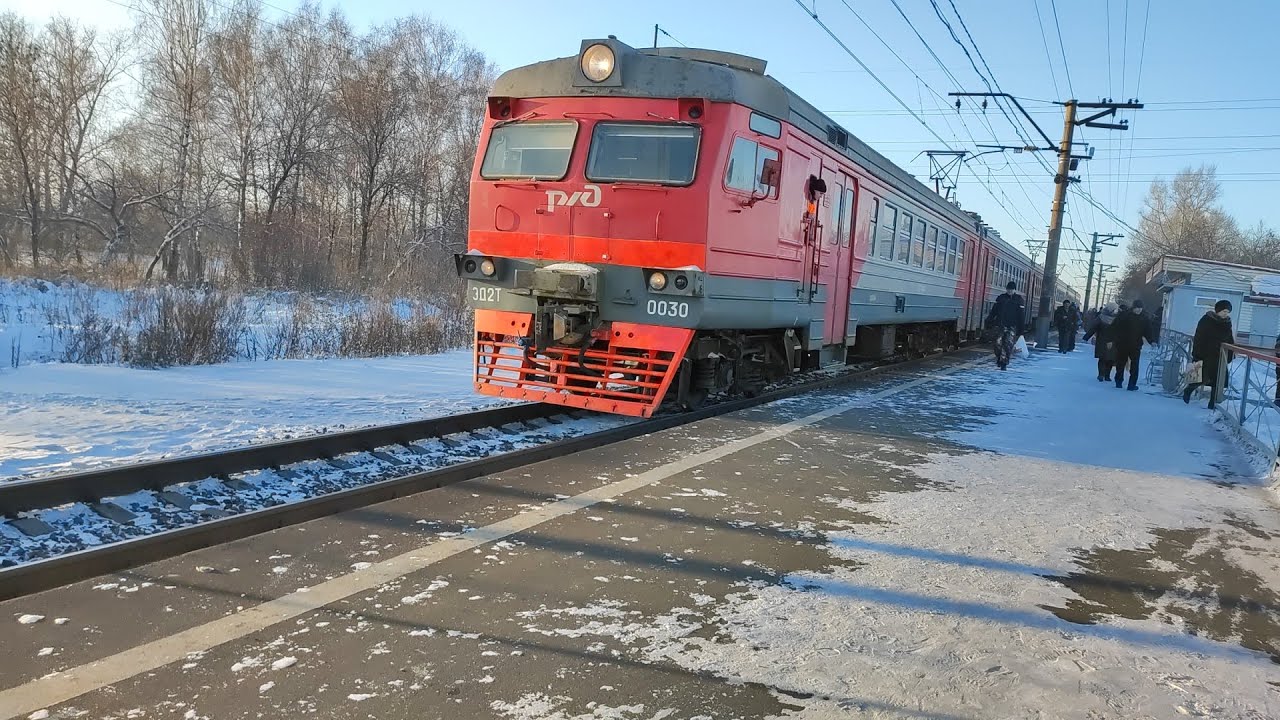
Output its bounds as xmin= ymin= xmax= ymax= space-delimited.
xmin=587 ymin=122 xmax=700 ymax=185
xmin=946 ymin=236 xmax=959 ymax=275
xmin=480 ymin=121 xmax=578 ymax=180
xmin=876 ymin=204 xmax=897 ymax=260
xmin=840 ymin=188 xmax=855 ymax=247
xmin=749 ymin=113 xmax=782 ymax=138
xmin=724 ymin=137 xmax=779 ymax=196
xmin=896 ymin=214 xmax=912 ymax=263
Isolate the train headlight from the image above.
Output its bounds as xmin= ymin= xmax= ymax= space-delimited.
xmin=581 ymin=44 xmax=615 ymax=82
xmin=479 ymin=258 xmax=496 ymax=277
xmin=673 ymin=274 xmax=688 ymax=290
xmin=647 ymin=271 xmax=668 ymax=291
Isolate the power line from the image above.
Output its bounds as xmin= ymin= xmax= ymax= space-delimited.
xmin=860 ymin=0 xmax=1047 ymax=223
xmin=791 ymin=0 xmax=1044 ymax=240
xmin=1048 ymin=0 xmax=1075 ymax=96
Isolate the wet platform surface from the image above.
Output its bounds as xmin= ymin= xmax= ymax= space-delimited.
xmin=2 ymin=348 xmax=1278 ymax=720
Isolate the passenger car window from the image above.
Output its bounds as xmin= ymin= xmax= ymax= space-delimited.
xmin=915 ymin=225 xmax=930 ymax=267
xmin=840 ymin=188 xmax=855 ymax=247
xmin=896 ymin=214 xmax=912 ymax=263
xmin=725 ymin=137 xmax=779 ymax=196
xmin=946 ymin=236 xmax=958 ymax=274
xmin=877 ymin=204 xmax=897 ymax=260
xmin=925 ymin=230 xmax=937 ymax=271
xmin=827 ymin=182 xmax=843 ymax=244
xmin=480 ymin=121 xmax=578 ymax=180
xmin=587 ymin=122 xmax=700 ymax=185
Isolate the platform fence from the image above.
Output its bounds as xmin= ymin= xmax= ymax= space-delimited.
xmin=1148 ymin=328 xmax=1194 ymax=392
xmin=1216 ymin=343 xmax=1280 ymax=480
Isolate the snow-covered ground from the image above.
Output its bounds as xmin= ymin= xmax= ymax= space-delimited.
xmin=483 ymin=349 xmax=1280 ymax=718
xmin=0 ymin=350 xmax=502 ymax=480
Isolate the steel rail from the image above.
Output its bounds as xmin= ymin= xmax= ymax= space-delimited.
xmin=0 ymin=402 xmax=560 ymax=517
xmin=0 ymin=347 xmax=976 ymax=601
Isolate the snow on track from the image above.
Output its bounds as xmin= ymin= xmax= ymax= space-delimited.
xmin=1 ymin=412 xmax=630 ymax=568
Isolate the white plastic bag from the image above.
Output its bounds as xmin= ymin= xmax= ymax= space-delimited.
xmin=1013 ymin=335 xmax=1029 ymax=357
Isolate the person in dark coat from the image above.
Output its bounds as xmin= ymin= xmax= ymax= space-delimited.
xmin=1053 ymin=300 xmax=1080 ymax=353
xmin=985 ymin=281 xmax=1024 ymax=370
xmin=1182 ymin=300 xmax=1235 ymax=409
xmin=1110 ymin=299 xmax=1157 ymax=391
xmin=1082 ymin=302 xmax=1118 ymax=381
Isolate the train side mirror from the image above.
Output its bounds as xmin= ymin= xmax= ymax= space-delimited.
xmin=806 ymin=175 xmax=827 ymax=200
xmin=759 ymin=158 xmax=780 ymax=191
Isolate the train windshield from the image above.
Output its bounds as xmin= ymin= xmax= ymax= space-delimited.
xmin=480 ymin=121 xmax=577 ymax=180
xmin=586 ymin=122 xmax=700 ymax=185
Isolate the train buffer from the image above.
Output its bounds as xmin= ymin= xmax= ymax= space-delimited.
xmin=1 ymin=348 xmax=1278 ymax=719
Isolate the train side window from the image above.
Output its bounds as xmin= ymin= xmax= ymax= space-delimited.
xmin=876 ymin=204 xmax=897 ymax=260
xmin=924 ymin=228 xmax=938 ymax=271
xmin=957 ymin=238 xmax=966 ymax=276
xmin=916 ymin=225 xmax=930 ymax=267
xmin=946 ymin=236 xmax=958 ymax=275
xmin=840 ymin=188 xmax=855 ymax=247
xmin=896 ymin=213 xmax=912 ymax=263
xmin=749 ymin=112 xmax=782 ymax=138
xmin=725 ymin=137 xmax=779 ymax=197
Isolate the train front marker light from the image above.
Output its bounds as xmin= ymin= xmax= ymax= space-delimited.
xmin=479 ymin=258 xmax=496 ymax=276
xmin=463 ymin=258 xmax=477 ymax=274
xmin=647 ymin=272 xmax=667 ymax=291
xmin=673 ymin=274 xmax=688 ymax=290
xmin=581 ymin=44 xmax=615 ymax=82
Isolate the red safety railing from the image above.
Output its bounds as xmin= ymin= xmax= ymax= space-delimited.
xmin=472 ymin=309 xmax=694 ymax=417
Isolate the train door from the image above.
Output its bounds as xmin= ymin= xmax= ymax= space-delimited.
xmin=824 ymin=173 xmax=857 ymax=345
xmin=801 ymin=174 xmax=827 ymax=304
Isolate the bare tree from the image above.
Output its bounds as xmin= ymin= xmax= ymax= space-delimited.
xmin=138 ymin=0 xmax=217 ymax=282
xmin=209 ymin=0 xmax=264 ymax=259
xmin=0 ymin=14 xmax=53 ymax=267
xmin=43 ymin=18 xmax=129 ymax=263
xmin=333 ymin=25 xmax=409 ymax=275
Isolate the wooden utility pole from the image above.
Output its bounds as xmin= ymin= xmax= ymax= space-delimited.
xmin=1035 ymin=100 xmax=1142 ymax=347
xmin=1083 ymin=232 xmax=1121 ymax=311
xmin=949 ymin=93 xmax=1141 ymax=346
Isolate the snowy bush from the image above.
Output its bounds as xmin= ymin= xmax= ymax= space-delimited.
xmin=122 ymin=289 xmax=247 ymax=368
xmin=0 ymin=277 xmax=472 ymax=368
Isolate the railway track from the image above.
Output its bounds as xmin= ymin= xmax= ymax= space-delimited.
xmin=0 ymin=347 xmax=973 ymax=601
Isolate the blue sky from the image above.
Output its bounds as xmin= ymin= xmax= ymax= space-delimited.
xmin=18 ymin=0 xmax=1280 ymax=290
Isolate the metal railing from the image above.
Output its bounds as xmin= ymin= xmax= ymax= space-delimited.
xmin=1216 ymin=343 xmax=1280 ymax=478
xmin=1148 ymin=328 xmax=1193 ymax=391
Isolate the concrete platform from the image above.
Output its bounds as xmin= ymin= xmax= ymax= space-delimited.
xmin=2 ymin=348 xmax=1279 ymax=720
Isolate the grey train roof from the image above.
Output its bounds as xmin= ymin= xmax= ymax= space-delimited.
xmin=492 ymin=40 xmax=1000 ymax=241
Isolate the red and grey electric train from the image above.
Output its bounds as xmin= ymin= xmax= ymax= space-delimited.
xmin=456 ymin=38 xmax=1078 ymax=417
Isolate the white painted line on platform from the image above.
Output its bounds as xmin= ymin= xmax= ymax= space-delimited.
xmin=0 ymin=357 xmax=983 ymax=719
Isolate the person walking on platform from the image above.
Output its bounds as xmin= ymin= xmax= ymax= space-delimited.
xmin=1083 ymin=302 xmax=1119 ymax=382
xmin=1182 ymin=300 xmax=1235 ymax=410
xmin=986 ymin=281 xmax=1024 ymax=371
xmin=1111 ymin=299 xmax=1157 ymax=391
xmin=1053 ymin=300 xmax=1080 ymax=353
